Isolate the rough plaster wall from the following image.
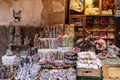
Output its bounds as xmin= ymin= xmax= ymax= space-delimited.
xmin=0 ymin=1 xmax=12 ymax=25
xmin=41 ymin=0 xmax=65 ymax=26
xmin=0 ymin=0 xmax=65 ymax=26
xmin=12 ymin=0 xmax=44 ymax=26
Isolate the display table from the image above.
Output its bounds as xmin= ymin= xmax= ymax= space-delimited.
xmin=2 ymin=55 xmax=17 ymax=65
xmin=2 ymin=51 xmax=27 ymax=65
xmin=101 ymin=57 xmax=120 ymax=65
xmin=76 ymin=57 xmax=120 ymax=80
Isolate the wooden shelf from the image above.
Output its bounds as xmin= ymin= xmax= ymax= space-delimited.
xmin=67 ymin=0 xmax=116 ymax=44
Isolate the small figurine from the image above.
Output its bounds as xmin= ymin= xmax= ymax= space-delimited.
xmin=13 ymin=54 xmax=25 ymax=67
xmin=24 ymin=56 xmax=30 ymax=64
xmin=57 ymin=34 xmax=63 ymax=47
xmin=33 ymin=33 xmax=39 ymax=53
xmin=63 ymin=34 xmax=69 ymax=47
xmin=8 ymin=26 xmax=15 ymax=44
xmin=49 ymin=27 xmax=53 ymax=38
xmin=27 ymin=45 xmax=32 ymax=56
xmin=53 ymin=26 xmax=56 ymax=38
xmin=44 ymin=39 xmax=49 ymax=48
xmin=39 ymin=27 xmax=44 ymax=38
xmin=13 ymin=27 xmax=22 ymax=46
xmin=44 ymin=27 xmax=49 ymax=38
xmin=15 ymin=27 xmax=21 ymax=36
xmin=6 ymin=44 xmax=13 ymax=56
xmin=24 ymin=35 xmax=31 ymax=46
xmin=39 ymin=39 xmax=44 ymax=49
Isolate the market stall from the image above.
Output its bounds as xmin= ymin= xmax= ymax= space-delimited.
xmin=1 ymin=23 xmax=120 ymax=80
xmin=1 ymin=0 xmax=120 ymax=79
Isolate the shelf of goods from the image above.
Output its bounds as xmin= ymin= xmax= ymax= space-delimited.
xmin=68 ymin=0 xmax=116 ymax=19
xmin=69 ymin=17 xmax=85 ymax=48
xmin=37 ymin=24 xmax=77 ymax=80
xmin=86 ymin=16 xmax=116 ymax=44
xmin=85 ymin=0 xmax=115 ymax=16
xmin=68 ymin=0 xmax=116 ymax=45
xmin=69 ymin=16 xmax=85 ymax=37
xmin=38 ymin=24 xmax=74 ymax=49
xmin=37 ymin=24 xmax=75 ymax=69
